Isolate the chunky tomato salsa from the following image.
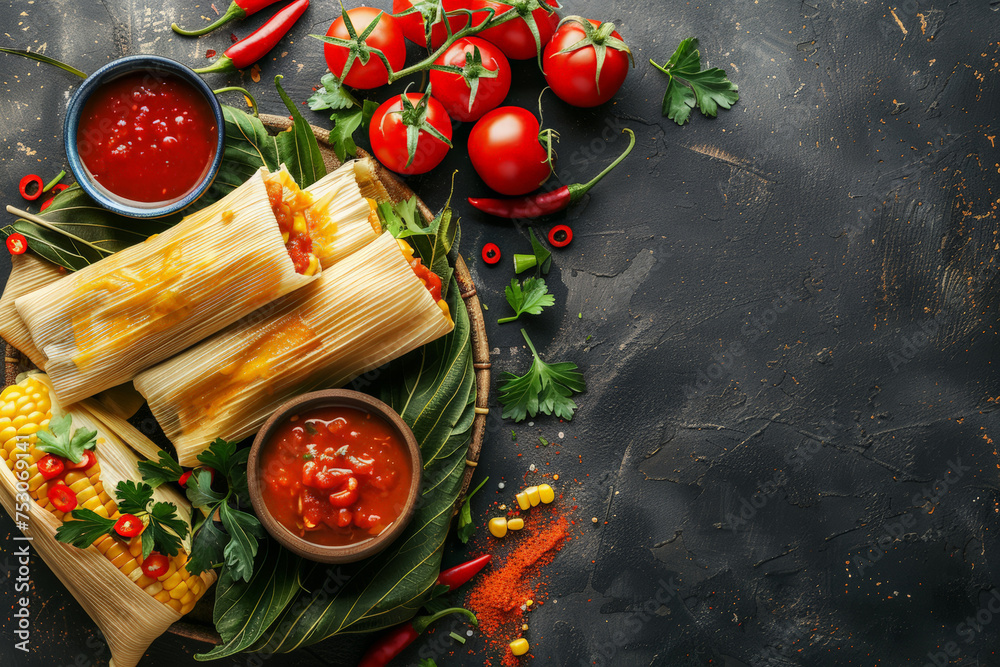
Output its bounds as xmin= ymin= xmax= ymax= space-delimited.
xmin=260 ymin=405 xmax=413 ymax=546
xmin=76 ymin=70 xmax=218 ymax=203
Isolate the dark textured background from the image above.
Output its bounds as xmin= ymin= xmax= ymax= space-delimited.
xmin=2 ymin=0 xmax=1000 ymax=665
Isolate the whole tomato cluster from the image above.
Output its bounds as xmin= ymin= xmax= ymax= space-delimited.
xmin=320 ymin=2 xmax=633 ymax=186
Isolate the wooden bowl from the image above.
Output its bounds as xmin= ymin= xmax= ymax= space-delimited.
xmin=246 ymin=389 xmax=422 ymax=564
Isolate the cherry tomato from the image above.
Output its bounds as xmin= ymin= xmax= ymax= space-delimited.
xmin=47 ymin=483 xmax=77 ymax=513
xmin=543 ymin=18 xmax=632 ymax=107
xmin=328 ymin=476 xmax=359 ymax=507
xmin=36 ymin=454 xmax=65 ymax=481
xmin=393 ymin=0 xmax=474 ymax=50
xmin=303 ymin=461 xmax=353 ymax=490
xmin=468 ymin=106 xmax=552 ymax=195
xmin=369 ymin=92 xmax=454 ymax=175
xmin=65 ymin=449 xmax=97 ymax=471
xmin=114 ymin=513 xmax=144 ymax=538
xmin=324 ymin=7 xmax=407 ymax=90
xmin=430 ymin=37 xmax=511 ymax=122
xmin=474 ymin=0 xmax=559 ymax=60
xmin=141 ymin=552 xmax=170 ymax=579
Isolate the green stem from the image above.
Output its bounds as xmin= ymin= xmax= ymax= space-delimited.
xmin=386 ymin=6 xmax=519 ymax=83
xmin=520 ymin=329 xmax=540 ymax=360
xmin=171 ymin=2 xmax=246 ymax=37
xmin=43 ymin=170 xmax=66 ymax=192
xmin=567 ymin=129 xmax=636 ymax=203
xmin=193 ymin=56 xmax=237 ymax=75
xmin=213 ymin=86 xmax=259 ymax=117
xmin=412 ymin=607 xmax=478 ymax=634
xmin=649 ymin=59 xmax=670 ymax=75
xmin=0 ymin=48 xmax=87 ymax=78
xmin=497 ymin=315 xmax=519 ymax=324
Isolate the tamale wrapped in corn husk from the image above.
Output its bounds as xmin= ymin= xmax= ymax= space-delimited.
xmin=134 ymin=232 xmax=454 ymax=466
xmin=304 ymin=158 xmax=385 ymax=269
xmin=0 ymin=374 xmax=215 ymax=667
xmin=15 ymin=171 xmax=321 ymax=405
xmin=0 ymin=252 xmax=64 ymax=369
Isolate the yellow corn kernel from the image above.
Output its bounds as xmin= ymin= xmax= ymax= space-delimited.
xmin=63 ymin=471 xmax=87 ymax=487
xmin=128 ymin=538 xmax=143 ymax=559
xmin=0 ymin=426 xmax=18 ymax=443
xmin=134 ymin=574 xmax=156 ymax=589
xmin=507 ymin=517 xmax=525 ymax=531
xmin=179 ymin=590 xmax=195 ymax=607
xmin=17 ymin=422 xmax=40 ymax=437
xmin=160 ymin=568 xmax=181 ymax=590
xmin=488 ymin=517 xmax=508 ymax=538
xmin=292 ymin=213 xmax=307 ymax=236
xmin=14 ymin=394 xmax=32 ymax=410
xmin=510 ymin=638 xmax=530 ymax=656
xmin=168 ymin=580 xmax=189 ymax=601
xmin=525 ymin=486 xmax=541 ymax=507
xmin=109 ymin=549 xmax=133 ymax=569
xmin=180 ymin=601 xmax=196 ymax=615
xmin=144 ymin=582 xmax=164 ymax=596
xmin=516 ymin=492 xmax=530 ymax=511
xmin=153 ymin=588 xmax=171 ymax=604
xmin=167 ymin=598 xmax=184 ymax=613
xmin=120 ymin=559 xmax=140 ymax=577
xmin=538 ymin=484 xmax=555 ymax=504
xmin=302 ymin=254 xmax=320 ymax=276
xmin=188 ymin=577 xmax=204 ymax=596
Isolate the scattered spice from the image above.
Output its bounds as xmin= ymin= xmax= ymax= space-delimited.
xmin=465 ymin=514 xmax=569 ymax=666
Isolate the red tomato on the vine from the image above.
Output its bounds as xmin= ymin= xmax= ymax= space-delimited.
xmin=370 ymin=93 xmax=454 ymax=175
xmin=430 ymin=37 xmax=511 ymax=122
xmin=468 ymin=106 xmax=552 ymax=195
xmin=543 ymin=18 xmax=632 ymax=107
xmin=473 ymin=0 xmax=559 ymax=60
xmin=324 ymin=7 xmax=407 ymax=89
xmin=393 ymin=0 xmax=475 ymax=50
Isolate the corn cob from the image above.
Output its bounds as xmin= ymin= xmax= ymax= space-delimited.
xmin=0 ymin=376 xmax=205 ymax=615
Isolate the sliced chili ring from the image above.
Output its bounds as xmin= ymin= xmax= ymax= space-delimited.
xmin=19 ymin=174 xmax=43 ymax=201
xmin=40 ymin=198 xmax=55 ymax=212
xmin=6 ymin=233 xmax=27 ymax=256
xmin=47 ymin=483 xmax=77 ymax=513
xmin=141 ymin=552 xmax=170 ymax=579
xmin=65 ymin=449 xmax=97 ymax=471
xmin=36 ymin=454 xmax=65 ymax=481
xmin=548 ymin=225 xmax=573 ymax=248
xmin=482 ymin=242 xmax=501 ymax=265
xmin=178 ymin=470 xmax=192 ymax=487
xmin=114 ymin=513 xmax=143 ymax=538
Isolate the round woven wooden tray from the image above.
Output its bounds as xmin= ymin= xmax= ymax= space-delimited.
xmin=2 ymin=114 xmax=491 ymax=645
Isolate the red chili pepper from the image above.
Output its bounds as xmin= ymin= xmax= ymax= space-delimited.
xmin=548 ymin=224 xmax=572 ymax=248
xmin=47 ymin=483 xmax=78 ymax=513
xmin=6 ymin=233 xmax=28 ymax=256
xmin=172 ymin=0 xmax=285 ymax=36
xmin=65 ymin=449 xmax=97 ymax=471
xmin=19 ymin=174 xmax=43 ymax=201
xmin=142 ymin=552 xmax=170 ymax=579
xmin=358 ymin=607 xmax=478 ymax=667
xmin=180 ymin=466 xmax=216 ymax=487
xmin=37 ymin=455 xmax=65 ymax=481
xmin=357 ymin=555 xmax=490 ymax=666
xmin=40 ymin=198 xmax=54 ymax=212
xmin=468 ymin=128 xmax=635 ymax=220
xmin=482 ymin=243 xmax=501 ymax=265
xmin=436 ymin=553 xmax=492 ymax=590
xmin=114 ymin=513 xmax=144 ymax=538
xmin=194 ymin=0 xmax=309 ymax=73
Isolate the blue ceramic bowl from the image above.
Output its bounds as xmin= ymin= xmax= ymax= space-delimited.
xmin=64 ymin=55 xmax=224 ymax=219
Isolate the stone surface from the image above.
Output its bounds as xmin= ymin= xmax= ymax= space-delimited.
xmin=2 ymin=0 xmax=999 ymax=665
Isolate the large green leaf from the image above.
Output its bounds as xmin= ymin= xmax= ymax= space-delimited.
xmin=194 ymin=539 xmax=304 ymax=661
xmin=274 ymin=75 xmax=326 ymax=188
xmin=245 ymin=282 xmax=476 ymax=653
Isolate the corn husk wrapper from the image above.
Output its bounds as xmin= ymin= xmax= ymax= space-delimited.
xmin=305 ymin=158 xmax=383 ymax=269
xmin=15 ymin=171 xmax=319 ymax=405
xmin=0 ymin=252 xmax=63 ymax=369
xmin=135 ymin=233 xmax=454 ymax=466
xmin=0 ymin=374 xmax=215 ymax=667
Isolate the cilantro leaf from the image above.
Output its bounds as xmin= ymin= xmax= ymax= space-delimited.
xmin=378 ymin=196 xmax=440 ymax=240
xmin=329 ymin=107 xmax=364 ymax=162
xmin=138 ymin=450 xmax=184 ymax=488
xmin=651 ymin=37 xmax=739 ymax=125
xmin=148 ymin=501 xmax=188 ymax=558
xmin=219 ymin=502 xmax=265 ymax=583
xmin=54 ymin=509 xmax=116 ymax=548
xmin=498 ymin=277 xmax=555 ymax=325
xmin=35 ymin=414 xmax=96 ymax=464
xmin=114 ymin=480 xmax=154 ymax=517
xmin=186 ymin=468 xmax=227 ymax=511
xmin=186 ymin=517 xmax=228 ymax=576
xmin=307 ymin=72 xmax=359 ymax=111
xmin=498 ymin=329 xmax=586 ymax=422
xmin=197 ymin=439 xmax=250 ymax=502
xmin=456 ymin=476 xmax=489 ymax=544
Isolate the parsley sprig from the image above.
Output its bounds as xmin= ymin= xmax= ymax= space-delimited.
xmin=651 ymin=37 xmax=739 ymax=125
xmin=308 ymin=72 xmax=379 ymax=162
xmin=137 ymin=450 xmax=185 ymax=488
xmin=36 ymin=414 xmax=96 ymax=464
xmin=498 ymin=330 xmax=586 ymax=422
xmin=55 ymin=481 xmax=188 ymax=559
xmin=498 ymin=277 xmax=554 ymax=325
xmin=143 ymin=439 xmax=264 ymax=582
